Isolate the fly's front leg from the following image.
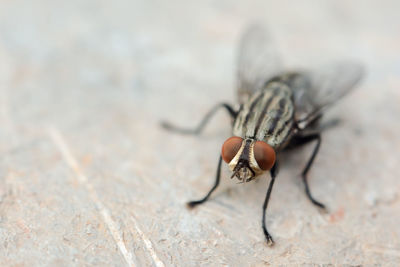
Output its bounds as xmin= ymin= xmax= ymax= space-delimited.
xmin=262 ymin=161 xmax=278 ymax=246
xmin=161 ymin=103 xmax=237 ymax=135
xmin=287 ymin=133 xmax=326 ymax=209
xmin=187 ymin=155 xmax=223 ymax=208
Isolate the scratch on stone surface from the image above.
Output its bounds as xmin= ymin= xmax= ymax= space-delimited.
xmin=130 ymin=217 xmax=166 ymax=267
xmin=48 ymin=127 xmax=138 ymax=267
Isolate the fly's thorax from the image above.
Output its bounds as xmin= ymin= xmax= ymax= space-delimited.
xmin=232 ymin=81 xmax=295 ymax=149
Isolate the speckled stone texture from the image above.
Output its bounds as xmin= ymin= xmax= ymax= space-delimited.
xmin=1 ymin=0 xmax=399 ymax=266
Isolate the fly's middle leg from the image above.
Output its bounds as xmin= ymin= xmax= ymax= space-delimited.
xmin=287 ymin=133 xmax=326 ymax=209
xmin=187 ymin=155 xmax=223 ymax=208
xmin=161 ymin=103 xmax=236 ymax=135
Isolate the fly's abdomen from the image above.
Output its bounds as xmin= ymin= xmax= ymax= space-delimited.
xmin=233 ymin=81 xmax=294 ymax=148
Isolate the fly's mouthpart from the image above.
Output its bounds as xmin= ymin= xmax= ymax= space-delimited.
xmin=230 ymin=160 xmax=256 ymax=183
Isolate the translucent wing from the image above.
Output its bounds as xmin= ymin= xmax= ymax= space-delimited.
xmin=237 ymin=25 xmax=282 ymax=104
xmin=293 ymin=62 xmax=364 ymax=128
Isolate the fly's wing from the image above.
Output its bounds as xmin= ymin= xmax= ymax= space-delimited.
xmin=237 ymin=25 xmax=282 ymax=104
xmin=294 ymin=62 xmax=364 ymax=128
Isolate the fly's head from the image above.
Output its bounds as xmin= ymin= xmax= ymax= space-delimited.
xmin=221 ymin=137 xmax=276 ymax=183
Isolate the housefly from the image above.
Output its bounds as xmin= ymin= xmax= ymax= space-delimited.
xmin=161 ymin=25 xmax=363 ymax=245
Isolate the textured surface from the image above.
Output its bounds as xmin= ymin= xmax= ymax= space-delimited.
xmin=1 ymin=0 xmax=400 ymax=266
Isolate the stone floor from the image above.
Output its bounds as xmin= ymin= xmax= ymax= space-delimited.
xmin=1 ymin=0 xmax=399 ymax=266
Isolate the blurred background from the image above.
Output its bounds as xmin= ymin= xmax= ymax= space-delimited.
xmin=1 ymin=0 xmax=399 ymax=266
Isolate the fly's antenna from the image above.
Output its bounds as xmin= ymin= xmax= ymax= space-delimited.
xmin=231 ymin=160 xmax=244 ymax=179
xmin=230 ymin=164 xmax=241 ymax=179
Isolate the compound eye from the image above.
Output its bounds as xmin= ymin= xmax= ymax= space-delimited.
xmin=254 ymin=141 xmax=276 ymax=170
xmin=221 ymin=136 xmax=243 ymax=163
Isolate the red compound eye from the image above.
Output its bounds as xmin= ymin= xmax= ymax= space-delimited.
xmin=254 ymin=141 xmax=276 ymax=170
xmin=221 ymin=136 xmax=243 ymax=163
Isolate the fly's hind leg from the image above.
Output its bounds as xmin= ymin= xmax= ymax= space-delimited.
xmin=187 ymin=156 xmax=223 ymax=208
xmin=286 ymin=133 xmax=326 ymax=209
xmin=161 ymin=103 xmax=237 ymax=135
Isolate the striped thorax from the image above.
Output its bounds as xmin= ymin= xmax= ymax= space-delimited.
xmin=233 ymin=81 xmax=295 ymax=148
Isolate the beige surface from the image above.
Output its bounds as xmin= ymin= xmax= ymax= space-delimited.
xmin=1 ymin=0 xmax=400 ymax=266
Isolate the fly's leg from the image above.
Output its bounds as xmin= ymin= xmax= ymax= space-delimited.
xmin=161 ymin=103 xmax=237 ymax=135
xmin=262 ymin=162 xmax=278 ymax=246
xmin=287 ymin=133 xmax=326 ymax=209
xmin=301 ymin=134 xmax=325 ymax=209
xmin=187 ymin=156 xmax=222 ymax=208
